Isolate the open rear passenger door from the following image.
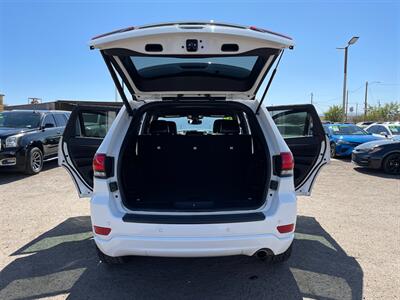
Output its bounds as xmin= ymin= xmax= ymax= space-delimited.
xmin=267 ymin=104 xmax=330 ymax=195
xmin=59 ymin=106 xmax=120 ymax=197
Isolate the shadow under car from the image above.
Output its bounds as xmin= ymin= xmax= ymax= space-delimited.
xmin=0 ymin=215 xmax=363 ymax=300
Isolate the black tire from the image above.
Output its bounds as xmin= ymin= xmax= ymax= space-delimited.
xmin=24 ymin=147 xmax=43 ymax=175
xmin=383 ymin=153 xmax=400 ymax=175
xmin=330 ymin=143 xmax=337 ymax=158
xmin=258 ymin=244 xmax=292 ymax=264
xmin=96 ymin=245 xmax=126 ymax=265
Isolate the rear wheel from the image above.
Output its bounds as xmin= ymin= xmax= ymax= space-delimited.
xmin=383 ymin=153 xmax=400 ymax=175
xmin=330 ymin=143 xmax=336 ymax=158
xmin=96 ymin=245 xmax=126 ymax=265
xmin=24 ymin=147 xmax=43 ymax=174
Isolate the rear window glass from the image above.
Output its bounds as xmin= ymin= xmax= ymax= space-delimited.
xmin=157 ymin=115 xmax=238 ymax=135
xmin=116 ymin=48 xmax=279 ymax=92
xmin=132 ymin=56 xmax=258 ymax=79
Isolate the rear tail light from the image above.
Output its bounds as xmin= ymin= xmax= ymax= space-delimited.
xmin=94 ymin=225 xmax=112 ymax=235
xmin=274 ymin=152 xmax=294 ymax=177
xmin=93 ymin=153 xmax=114 ymax=178
xmin=277 ymin=223 xmax=294 ymax=233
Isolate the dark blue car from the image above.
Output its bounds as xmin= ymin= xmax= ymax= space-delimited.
xmin=323 ymin=123 xmax=385 ymax=157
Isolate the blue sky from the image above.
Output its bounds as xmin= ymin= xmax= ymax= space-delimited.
xmin=0 ymin=0 xmax=399 ymax=113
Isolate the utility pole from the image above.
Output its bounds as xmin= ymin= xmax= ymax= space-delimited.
xmin=356 ymin=103 xmax=358 ymax=118
xmin=337 ymin=36 xmax=359 ymax=122
xmin=310 ymin=92 xmax=313 ymax=105
xmin=345 ymin=90 xmax=349 ymax=122
xmin=364 ymin=81 xmax=368 ymax=121
xmin=364 ymin=81 xmax=381 ymax=120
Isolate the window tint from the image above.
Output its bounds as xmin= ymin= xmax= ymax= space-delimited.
xmin=270 ymin=110 xmax=314 ymax=138
xmin=132 ymin=56 xmax=259 ymax=79
xmin=79 ymin=111 xmax=117 ymax=138
xmin=54 ymin=114 xmax=67 ymax=127
xmin=117 ymin=48 xmax=279 ymax=93
xmin=43 ymin=114 xmax=56 ymax=127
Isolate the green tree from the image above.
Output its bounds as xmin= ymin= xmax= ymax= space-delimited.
xmin=324 ymin=105 xmax=343 ymax=122
xmin=366 ymin=102 xmax=400 ymax=122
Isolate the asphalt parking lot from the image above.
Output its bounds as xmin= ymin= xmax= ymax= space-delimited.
xmin=0 ymin=159 xmax=399 ymax=300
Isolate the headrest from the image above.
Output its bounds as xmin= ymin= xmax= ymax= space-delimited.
xmin=149 ymin=120 xmax=177 ymax=135
xmin=213 ymin=119 xmax=240 ymax=135
xmin=166 ymin=121 xmax=177 ymax=135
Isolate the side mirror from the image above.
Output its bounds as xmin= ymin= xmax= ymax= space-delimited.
xmin=380 ymin=132 xmax=389 ymax=137
xmin=44 ymin=123 xmax=55 ymax=129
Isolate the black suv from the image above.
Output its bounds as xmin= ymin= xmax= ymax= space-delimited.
xmin=0 ymin=110 xmax=70 ymax=174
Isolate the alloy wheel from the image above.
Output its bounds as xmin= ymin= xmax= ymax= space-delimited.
xmin=385 ymin=154 xmax=400 ymax=174
xmin=31 ymin=150 xmax=43 ymax=172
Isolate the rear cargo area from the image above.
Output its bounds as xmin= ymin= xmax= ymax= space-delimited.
xmin=119 ymin=102 xmax=269 ymax=211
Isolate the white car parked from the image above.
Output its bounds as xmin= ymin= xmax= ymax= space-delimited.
xmin=365 ymin=123 xmax=400 ymax=141
xmin=59 ymin=22 xmax=330 ymax=264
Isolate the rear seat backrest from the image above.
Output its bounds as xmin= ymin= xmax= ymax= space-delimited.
xmin=148 ymin=120 xmax=177 ymax=135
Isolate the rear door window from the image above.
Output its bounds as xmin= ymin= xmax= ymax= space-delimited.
xmin=269 ymin=110 xmax=313 ymax=138
xmin=43 ymin=114 xmax=56 ymax=128
xmin=79 ymin=111 xmax=117 ymax=138
xmin=54 ymin=113 xmax=67 ymax=127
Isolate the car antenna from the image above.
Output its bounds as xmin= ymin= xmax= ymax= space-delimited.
xmin=255 ymin=50 xmax=285 ymax=115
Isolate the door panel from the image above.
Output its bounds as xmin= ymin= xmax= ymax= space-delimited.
xmin=267 ymin=104 xmax=330 ymax=195
xmin=59 ymin=106 xmax=120 ymax=197
xmin=42 ymin=114 xmax=59 ymax=157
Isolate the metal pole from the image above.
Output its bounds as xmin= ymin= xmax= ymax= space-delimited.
xmin=342 ymin=46 xmax=348 ymax=122
xmin=310 ymin=92 xmax=313 ymax=105
xmin=364 ymin=81 xmax=368 ymax=121
xmin=346 ymin=89 xmax=349 ymax=122
xmin=356 ymin=103 xmax=358 ymax=117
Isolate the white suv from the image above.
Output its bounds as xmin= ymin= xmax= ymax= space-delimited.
xmin=59 ymin=22 xmax=330 ymax=264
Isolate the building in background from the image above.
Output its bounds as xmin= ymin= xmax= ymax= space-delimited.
xmin=4 ymin=99 xmax=123 ymax=111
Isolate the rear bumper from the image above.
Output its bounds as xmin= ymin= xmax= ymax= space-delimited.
xmin=95 ymin=232 xmax=294 ymax=257
xmin=90 ymin=190 xmax=297 ymax=258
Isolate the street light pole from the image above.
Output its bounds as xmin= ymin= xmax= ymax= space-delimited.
xmin=342 ymin=47 xmax=348 ymax=122
xmin=338 ymin=36 xmax=359 ymax=122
